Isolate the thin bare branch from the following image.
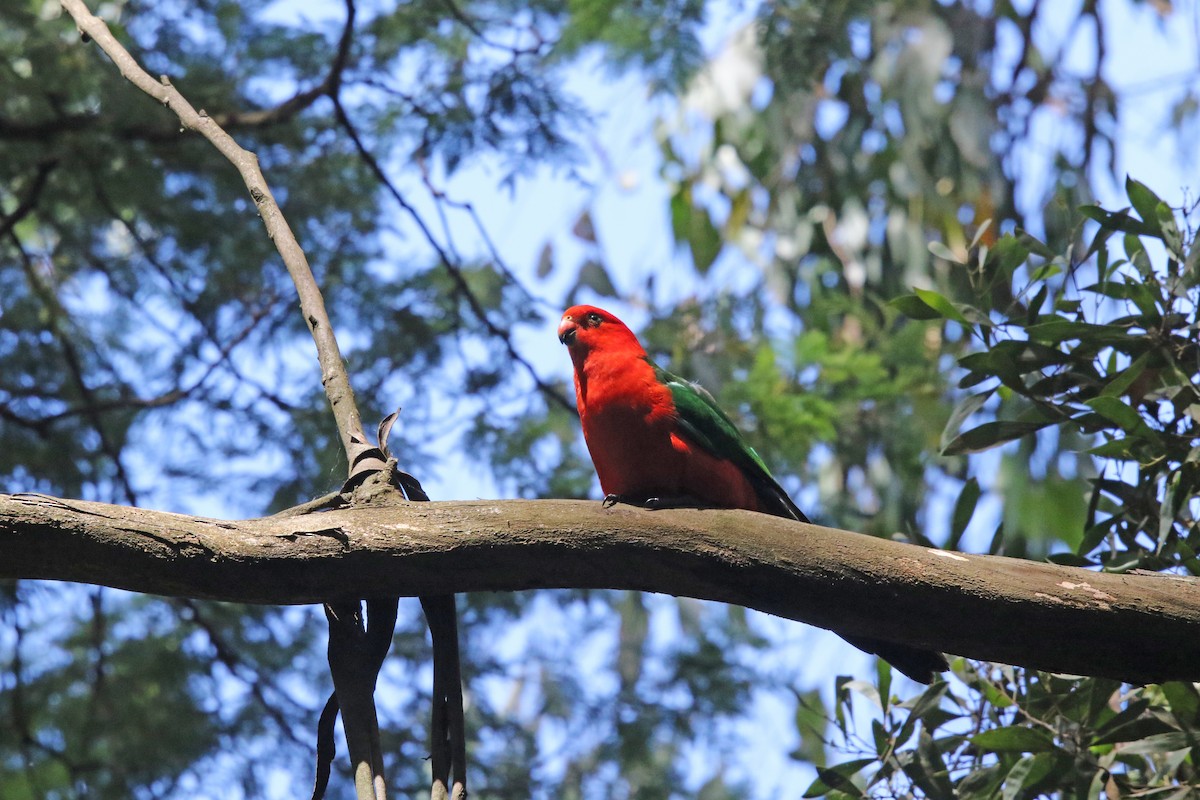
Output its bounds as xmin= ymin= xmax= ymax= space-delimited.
xmin=0 ymin=4 xmax=357 ymax=144
xmin=0 ymin=160 xmax=56 ymax=240
xmin=8 ymin=233 xmax=138 ymax=504
xmin=330 ymin=97 xmax=576 ymax=416
xmin=59 ymin=0 xmax=371 ymax=468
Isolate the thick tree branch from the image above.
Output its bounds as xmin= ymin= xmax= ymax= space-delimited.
xmin=4 ymin=492 xmax=1200 ymax=686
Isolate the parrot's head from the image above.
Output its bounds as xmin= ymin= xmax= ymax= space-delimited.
xmin=558 ymin=305 xmax=642 ymax=361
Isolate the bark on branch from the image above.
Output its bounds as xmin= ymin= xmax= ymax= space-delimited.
xmin=3 ymin=491 xmax=1198 ymax=686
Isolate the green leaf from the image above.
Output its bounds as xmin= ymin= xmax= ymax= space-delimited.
xmin=1026 ymin=283 xmax=1050 ymax=324
xmin=1078 ymin=203 xmax=1158 ymax=237
xmin=1159 ymin=470 xmax=1183 ymax=552
xmin=1125 ymin=232 xmax=1154 ymax=278
xmin=889 ymin=293 xmax=944 ymax=320
xmin=970 ymin=726 xmax=1057 ymax=753
xmin=1157 ymin=204 xmax=1186 ymax=261
xmin=1029 ymin=261 xmax=1063 ymax=282
xmin=1113 ymin=731 xmax=1190 ymax=755
xmin=975 ymin=677 xmax=1015 ymax=709
xmin=1084 ymin=396 xmax=1160 ymax=442
xmin=913 ymin=287 xmax=970 ymax=325
xmin=958 ymin=764 xmax=1005 ymax=797
xmin=942 ymin=420 xmax=1054 ymax=456
xmin=871 ymin=719 xmax=890 ymax=756
xmin=875 ymin=659 xmax=892 ymax=714
xmin=1126 ymin=176 xmax=1166 ymax=229
xmin=1001 ymin=755 xmax=1037 ymax=800
xmin=1027 ymin=319 xmax=1134 ymax=346
xmin=911 ymin=728 xmax=956 ymax=797
xmin=1084 ymin=280 xmax=1160 ymax=318
xmin=986 ymin=235 xmax=1031 ymax=279
xmin=670 ymin=183 xmax=723 ymax=274
xmin=896 ymin=682 xmax=950 ymax=746
xmin=1161 ymin=681 xmax=1200 ymax=724
xmin=949 ymin=477 xmax=982 ymax=550
xmin=791 ymin=688 xmax=831 ymax=765
xmin=1085 ymin=437 xmax=1142 ymax=460
xmin=1092 ymin=703 xmax=1169 ymax=744
xmin=573 ymin=259 xmax=617 ymax=297
xmin=1017 ymin=230 xmax=1056 ymax=259
xmin=941 ymin=391 xmax=993 ymax=452
xmin=803 ymin=759 xmax=873 ymax=798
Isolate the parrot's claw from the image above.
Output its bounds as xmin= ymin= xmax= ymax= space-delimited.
xmin=602 ymin=493 xmax=661 ymax=509
xmin=602 ymin=493 xmax=704 ymax=511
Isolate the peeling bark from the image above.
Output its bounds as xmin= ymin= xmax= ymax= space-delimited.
xmin=3 ymin=491 xmax=1198 ymax=684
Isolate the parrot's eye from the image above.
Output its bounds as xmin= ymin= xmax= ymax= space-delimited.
xmin=585 ymin=312 xmax=602 ymax=326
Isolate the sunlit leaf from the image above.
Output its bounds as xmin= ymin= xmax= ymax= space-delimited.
xmin=970 ymin=726 xmax=1057 ymax=753
xmin=889 ymin=293 xmax=944 ymax=320
xmin=913 ymin=287 xmax=971 ymax=325
xmin=1125 ymin=176 xmax=1165 ymax=230
xmin=928 ymin=240 xmax=961 ymax=264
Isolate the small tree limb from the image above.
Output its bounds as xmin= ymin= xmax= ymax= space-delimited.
xmin=56 ymin=4 xmax=394 ymax=797
xmin=5 ymin=491 xmax=1200 ymax=686
xmin=58 ymin=0 xmax=372 ymax=467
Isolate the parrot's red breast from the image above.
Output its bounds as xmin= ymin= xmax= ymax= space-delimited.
xmin=557 ymin=304 xmax=948 ymax=684
xmin=557 ymin=304 xmax=762 ymax=511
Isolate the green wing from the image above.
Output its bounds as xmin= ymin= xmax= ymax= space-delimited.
xmin=651 ymin=362 xmax=810 ymax=523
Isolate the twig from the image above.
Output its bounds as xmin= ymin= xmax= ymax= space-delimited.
xmin=0 ymin=160 xmax=56 ymax=240
xmin=330 ymin=97 xmax=576 ymax=416
xmin=59 ymin=0 xmax=373 ymax=469
xmin=8 ymin=232 xmax=139 ymax=504
xmin=57 ymin=4 xmax=394 ymax=799
xmin=0 ymin=0 xmax=357 ymax=145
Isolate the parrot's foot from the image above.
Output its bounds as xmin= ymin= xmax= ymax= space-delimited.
xmin=602 ymin=493 xmax=708 ymax=511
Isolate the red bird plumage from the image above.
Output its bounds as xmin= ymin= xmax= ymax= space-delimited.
xmin=558 ymin=305 xmax=763 ymax=511
xmin=558 ymin=304 xmax=947 ymax=684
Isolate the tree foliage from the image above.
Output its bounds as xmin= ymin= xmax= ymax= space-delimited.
xmin=819 ymin=178 xmax=1200 ymax=799
xmin=2 ymin=0 xmax=1199 ymax=797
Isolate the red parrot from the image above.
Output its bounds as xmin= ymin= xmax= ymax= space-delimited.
xmin=558 ymin=304 xmax=947 ymax=683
